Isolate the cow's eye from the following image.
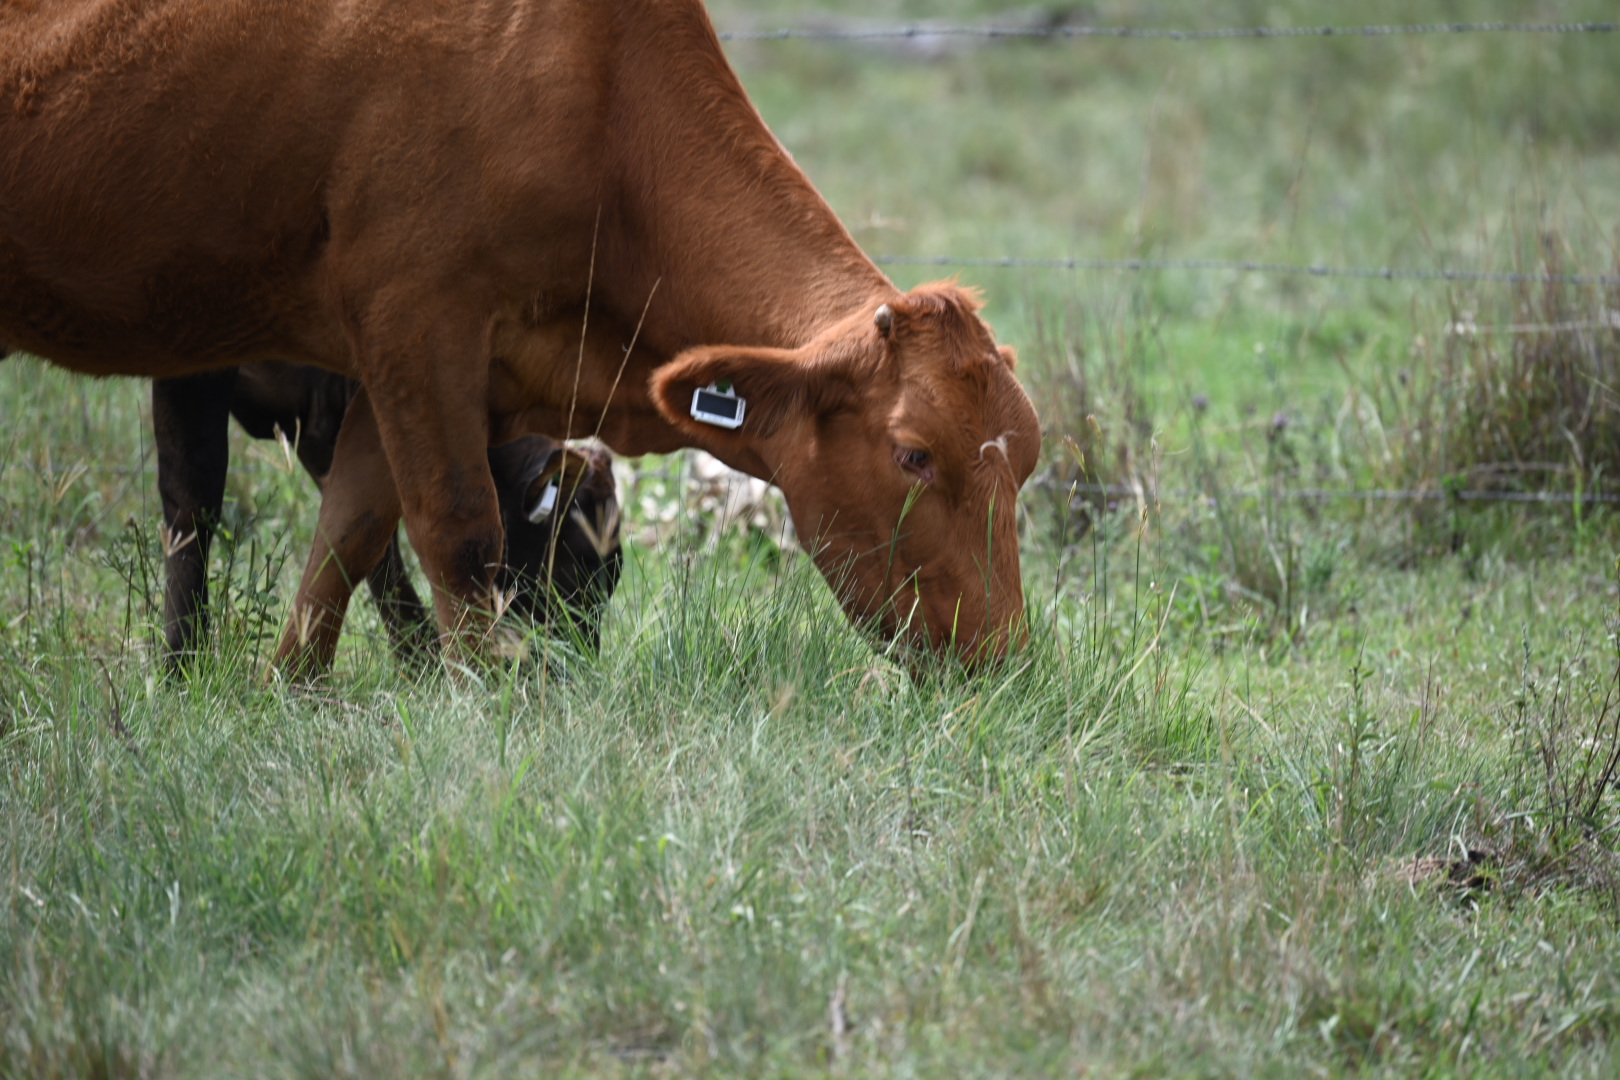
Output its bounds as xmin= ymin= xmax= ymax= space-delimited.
xmin=897 ymin=447 xmax=933 ymax=480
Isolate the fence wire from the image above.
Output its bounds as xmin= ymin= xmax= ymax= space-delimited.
xmin=874 ymin=254 xmax=1620 ymax=287
xmin=1038 ymin=480 xmax=1620 ymax=507
xmin=720 ymin=21 xmax=1619 ymax=43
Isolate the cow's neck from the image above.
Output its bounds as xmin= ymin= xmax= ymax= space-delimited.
xmin=598 ymin=2 xmax=892 ymax=355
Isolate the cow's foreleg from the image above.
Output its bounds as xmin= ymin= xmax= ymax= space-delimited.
xmin=273 ymin=387 xmax=402 ymax=677
xmin=362 ymin=351 xmax=503 ymax=668
xmin=153 ymin=369 xmax=238 ymax=672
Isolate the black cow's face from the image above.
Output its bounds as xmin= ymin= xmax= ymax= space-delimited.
xmin=488 ymin=439 xmax=622 ymax=650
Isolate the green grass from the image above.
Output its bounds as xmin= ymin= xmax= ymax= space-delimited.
xmin=6 ymin=2 xmax=1620 ymax=1075
xmin=4 ymin=510 xmax=1620 ymax=1076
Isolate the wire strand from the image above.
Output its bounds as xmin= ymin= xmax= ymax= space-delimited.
xmin=720 ymin=21 xmax=1620 ymax=43
xmin=874 ymin=254 xmax=1620 ymax=287
xmin=1037 ymin=480 xmax=1620 ymax=506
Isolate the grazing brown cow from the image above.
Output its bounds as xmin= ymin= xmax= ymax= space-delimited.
xmin=154 ymin=363 xmax=622 ymax=670
xmin=0 ymin=0 xmax=1040 ymax=673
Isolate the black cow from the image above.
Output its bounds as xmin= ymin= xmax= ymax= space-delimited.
xmin=151 ymin=362 xmax=622 ymax=670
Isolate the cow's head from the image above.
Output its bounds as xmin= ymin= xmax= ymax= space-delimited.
xmin=489 ymin=437 xmax=623 ymax=650
xmin=651 ymin=283 xmax=1039 ymax=665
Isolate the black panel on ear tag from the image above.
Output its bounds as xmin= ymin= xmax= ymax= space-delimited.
xmin=690 ymin=382 xmax=746 ymax=430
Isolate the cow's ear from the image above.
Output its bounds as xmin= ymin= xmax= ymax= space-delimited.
xmin=521 ymin=448 xmax=568 ymax=521
xmin=526 ymin=449 xmax=598 ymax=522
xmin=651 ymin=344 xmax=855 ymax=445
xmin=489 ymin=435 xmax=561 ymax=490
xmin=490 ymin=436 xmax=586 ymax=521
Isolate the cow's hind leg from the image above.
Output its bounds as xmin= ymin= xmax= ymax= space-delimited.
xmin=364 ymin=534 xmax=436 ymax=665
xmin=153 ymin=369 xmax=238 ymax=672
xmin=273 ymin=387 xmax=401 ymax=677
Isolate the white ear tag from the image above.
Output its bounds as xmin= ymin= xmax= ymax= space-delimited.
xmin=690 ymin=381 xmax=746 ymax=430
xmin=527 ymin=478 xmax=560 ymax=522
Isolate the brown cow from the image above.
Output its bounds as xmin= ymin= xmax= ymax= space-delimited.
xmin=0 ymin=0 xmax=1039 ymax=671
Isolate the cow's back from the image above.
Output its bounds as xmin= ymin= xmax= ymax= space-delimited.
xmin=0 ymin=0 xmax=614 ymax=377
xmin=2 ymin=1 xmax=340 ymax=370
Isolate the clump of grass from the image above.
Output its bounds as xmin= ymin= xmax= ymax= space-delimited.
xmin=1023 ymin=288 xmax=1362 ymax=647
xmin=1492 ymin=628 xmax=1620 ymax=902
xmin=1021 ymin=220 xmax=1620 ymax=641
xmin=1313 ymin=226 xmax=1620 ymax=564
xmin=1438 ymin=231 xmax=1620 ymax=503
xmin=1023 ymin=294 xmax=1156 ymax=529
xmin=1400 ymin=623 xmax=1620 ymax=908
xmin=1171 ymin=404 xmax=1349 ymax=646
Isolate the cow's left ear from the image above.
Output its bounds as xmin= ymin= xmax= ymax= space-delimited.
xmin=489 ymin=435 xmax=562 ymax=493
xmin=490 ymin=436 xmax=598 ymax=521
xmin=651 ymin=344 xmax=857 ymax=448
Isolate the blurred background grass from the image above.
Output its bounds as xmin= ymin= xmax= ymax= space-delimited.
xmin=709 ymin=0 xmax=1620 ymax=636
xmin=719 ymin=2 xmax=1620 ymax=449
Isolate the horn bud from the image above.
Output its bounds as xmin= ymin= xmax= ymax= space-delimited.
xmin=874 ymin=303 xmax=894 ymax=338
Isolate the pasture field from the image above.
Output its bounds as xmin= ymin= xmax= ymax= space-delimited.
xmin=5 ymin=1 xmax=1620 ymax=1075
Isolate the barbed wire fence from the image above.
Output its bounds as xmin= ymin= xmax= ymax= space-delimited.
xmin=721 ymin=15 xmax=1620 ymax=523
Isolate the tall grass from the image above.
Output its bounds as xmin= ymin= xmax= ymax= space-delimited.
xmin=4 ymin=494 xmax=1620 ymax=1074
xmin=1441 ymin=233 xmax=1620 ymax=501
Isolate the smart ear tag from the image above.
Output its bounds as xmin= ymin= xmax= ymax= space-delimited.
xmin=527 ymin=478 xmax=561 ymax=523
xmin=690 ymin=380 xmax=746 ymax=430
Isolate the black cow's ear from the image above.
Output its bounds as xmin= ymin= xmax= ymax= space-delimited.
xmin=523 ymin=448 xmax=568 ymax=521
xmin=517 ymin=447 xmax=601 ymax=523
xmin=489 ymin=435 xmax=562 ymax=497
